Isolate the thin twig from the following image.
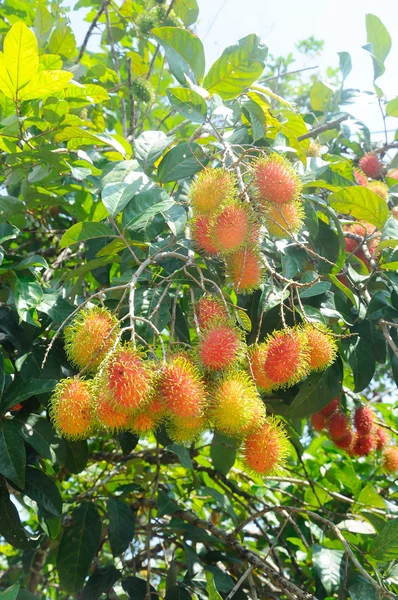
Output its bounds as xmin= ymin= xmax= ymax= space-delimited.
xmin=75 ymin=0 xmax=110 ymax=64
xmin=298 ymin=114 xmax=349 ymax=141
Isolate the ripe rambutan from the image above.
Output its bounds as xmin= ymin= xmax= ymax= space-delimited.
xmin=49 ymin=378 xmax=93 ymax=440
xmin=97 ymin=343 xmax=152 ymax=414
xmin=95 ymin=390 xmax=131 ymax=431
xmin=344 ymin=221 xmax=380 ymax=265
xmin=303 ymin=324 xmax=338 ymax=371
xmin=264 ymin=201 xmax=304 ymax=238
xmin=198 ymin=324 xmax=240 ymax=371
xmin=167 ymin=414 xmax=207 ymax=444
xmin=249 ymin=344 xmax=273 ymax=391
xmin=211 ymin=203 xmax=250 ymax=253
xmin=311 ymin=412 xmax=326 ymax=432
xmin=188 ymin=168 xmax=235 ymax=215
xmin=382 ymin=447 xmax=398 ymax=473
xmin=158 ymin=355 xmax=207 ymax=420
xmin=191 ymin=215 xmax=219 ymax=255
xmin=354 ymin=406 xmax=375 ymax=435
xmin=129 ymin=397 xmax=165 ymax=435
xmin=243 ymin=417 xmax=290 ymax=476
xmin=375 ymin=426 xmax=389 ymax=450
xmin=210 ymin=371 xmax=265 ymax=437
xmin=225 ymin=247 xmax=263 ymax=293
xmin=327 ymin=412 xmax=350 ymax=441
xmin=196 ymin=296 xmax=228 ymax=330
xmin=10 ymin=403 xmax=23 ymax=412
xmin=263 ymin=327 xmax=309 ymax=389
xmin=334 ymin=429 xmax=356 ymax=451
xmin=352 ymin=434 xmax=376 ymax=456
xmin=368 ymin=180 xmax=389 ymax=200
xmin=353 ymin=168 xmax=368 ymax=186
xmin=320 ymin=397 xmax=339 ymax=417
xmin=359 ymin=152 xmax=383 ymax=179
xmin=253 ymin=153 xmax=302 ymax=206
xmin=64 ymin=306 xmax=119 ymax=373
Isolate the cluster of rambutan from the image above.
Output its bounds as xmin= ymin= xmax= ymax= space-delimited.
xmin=342 ymin=220 xmax=381 ymax=271
xmin=311 ymin=399 xmax=398 ymax=472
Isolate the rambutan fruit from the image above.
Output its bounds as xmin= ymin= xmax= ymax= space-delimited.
xmin=210 ymin=371 xmax=265 ymax=437
xmin=198 ymin=324 xmax=241 ymax=371
xmin=303 ymin=324 xmax=338 ymax=372
xmin=352 ymin=434 xmax=376 ymax=456
xmin=243 ymin=417 xmax=290 ymax=476
xmin=97 ymin=343 xmax=152 ymax=414
xmin=196 ymin=296 xmax=229 ymax=330
xmin=249 ymin=344 xmax=273 ymax=392
xmin=49 ymin=378 xmax=93 ymax=440
xmin=263 ymin=327 xmax=310 ymax=389
xmin=129 ymin=397 xmax=165 ymax=435
xmin=264 ymin=201 xmax=304 ymax=238
xmin=10 ymin=403 xmax=23 ymax=412
xmin=334 ymin=429 xmax=356 ymax=451
xmin=64 ymin=306 xmax=119 ymax=373
xmin=306 ymin=141 xmax=322 ymax=157
xmin=211 ymin=203 xmax=250 ymax=253
xmin=354 ymin=406 xmax=375 ymax=435
xmin=188 ymin=168 xmax=235 ymax=215
xmin=375 ymin=426 xmax=389 ymax=450
xmin=225 ymin=247 xmax=263 ymax=294
xmin=167 ymin=414 xmax=207 ymax=444
xmin=387 ymin=168 xmax=398 ymax=179
xmin=382 ymin=447 xmax=398 ymax=473
xmin=344 ymin=221 xmax=380 ymax=266
xmin=131 ymin=77 xmax=154 ymax=104
xmin=368 ymin=180 xmax=389 ymax=200
xmin=158 ymin=355 xmax=207 ymax=419
xmin=320 ymin=397 xmax=339 ymax=417
xmin=191 ymin=215 xmax=219 ymax=255
xmin=95 ymin=389 xmax=131 ymax=431
xmin=359 ymin=152 xmax=383 ymax=179
xmin=253 ymin=153 xmax=302 ymax=206
xmin=353 ymin=168 xmax=368 ymax=186
xmin=311 ymin=412 xmax=326 ymax=432
xmin=328 ymin=412 xmax=350 ymax=441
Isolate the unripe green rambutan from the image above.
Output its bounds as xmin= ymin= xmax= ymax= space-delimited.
xmin=303 ymin=324 xmax=338 ymax=371
xmin=264 ymin=201 xmax=304 ymax=238
xmin=253 ymin=153 xmax=302 ymax=206
xmin=191 ymin=215 xmax=219 ymax=255
xmin=153 ymin=5 xmax=167 ymax=20
xmin=320 ymin=397 xmax=339 ymax=417
xmin=158 ymin=355 xmax=207 ymax=420
xmin=327 ymin=412 xmax=350 ymax=441
xmin=311 ymin=412 xmax=326 ymax=432
xmin=248 ymin=344 xmax=273 ymax=391
xmin=375 ymin=426 xmax=389 ymax=450
xmin=132 ymin=77 xmax=155 ymax=103
xmin=49 ymin=378 xmax=93 ymax=440
xmin=96 ymin=343 xmax=152 ymax=414
xmin=198 ymin=324 xmax=240 ymax=370
xmin=354 ymin=405 xmax=375 ymax=435
xmin=64 ymin=306 xmax=119 ymax=373
xmin=95 ymin=389 xmax=131 ymax=431
xmin=210 ymin=371 xmax=265 ymax=437
xmin=188 ymin=168 xmax=235 ymax=215
xmin=263 ymin=327 xmax=309 ymax=389
xmin=136 ymin=12 xmax=157 ymax=34
xmin=243 ymin=417 xmax=290 ymax=476
xmin=167 ymin=414 xmax=207 ymax=444
xmin=382 ymin=447 xmax=398 ymax=473
xmin=352 ymin=433 xmax=376 ymax=456
xmin=353 ymin=168 xmax=368 ymax=186
xmin=359 ymin=152 xmax=383 ymax=179
xmin=163 ymin=12 xmax=180 ymax=26
xmin=225 ymin=247 xmax=263 ymax=294
xmin=196 ymin=295 xmax=229 ymax=329
xmin=368 ymin=180 xmax=389 ymax=200
xmin=211 ymin=203 xmax=251 ymax=253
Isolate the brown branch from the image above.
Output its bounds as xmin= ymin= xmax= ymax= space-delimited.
xmin=75 ymin=0 xmax=110 ymax=64
xmin=28 ymin=539 xmax=50 ymax=594
xmin=298 ymin=114 xmax=349 ymax=141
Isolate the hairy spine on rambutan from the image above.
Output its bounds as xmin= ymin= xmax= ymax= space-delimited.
xmin=195 ymin=295 xmax=229 ymax=330
xmin=95 ymin=389 xmax=131 ymax=431
xmin=158 ymin=355 xmax=207 ymax=420
xmin=210 ymin=203 xmax=251 ymax=254
xmin=353 ymin=168 xmax=368 ymax=186
xmin=368 ymin=180 xmax=389 ymax=200
xmin=328 ymin=412 xmax=350 ymax=441
xmin=263 ymin=327 xmax=310 ymax=389
xmin=210 ymin=371 xmax=265 ymax=437
xmin=253 ymin=153 xmax=302 ymax=206
xmin=311 ymin=412 xmax=326 ymax=432
xmin=248 ymin=344 xmax=273 ymax=392
xmin=359 ymin=152 xmax=383 ymax=179
xmin=264 ymin=201 xmax=304 ymax=238
xmin=375 ymin=427 xmax=389 ymax=450
xmin=49 ymin=378 xmax=93 ymax=440
xmin=225 ymin=247 xmax=263 ymax=294
xmin=382 ymin=447 xmax=398 ymax=473
xmin=167 ymin=414 xmax=207 ymax=444
xmin=303 ymin=324 xmax=338 ymax=371
xmin=188 ymin=168 xmax=235 ymax=215
xmin=130 ymin=397 xmax=166 ymax=435
xmin=354 ymin=406 xmax=375 ymax=435
xmin=352 ymin=434 xmax=376 ymax=456
xmin=198 ymin=323 xmax=241 ymax=371
xmin=64 ymin=306 xmax=119 ymax=373
xmin=320 ymin=397 xmax=339 ymax=417
xmin=191 ymin=215 xmax=219 ymax=255
xmin=334 ymin=429 xmax=356 ymax=451
xmin=243 ymin=417 xmax=290 ymax=476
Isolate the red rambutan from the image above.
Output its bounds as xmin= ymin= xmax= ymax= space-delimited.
xmin=198 ymin=325 xmax=240 ymax=370
xmin=354 ymin=405 xmax=375 ymax=436
xmin=158 ymin=355 xmax=207 ymax=420
xmin=353 ymin=168 xmax=368 ymax=186
xmin=303 ymin=324 xmax=338 ymax=372
xmin=327 ymin=412 xmax=350 ymax=441
xmin=359 ymin=152 xmax=383 ymax=179
xmin=225 ymin=247 xmax=263 ymax=293
xmin=10 ymin=403 xmax=23 ymax=412
xmin=49 ymin=378 xmax=93 ymax=440
xmin=188 ymin=167 xmax=235 ymax=215
xmin=311 ymin=412 xmax=326 ymax=432
xmin=191 ymin=215 xmax=219 ymax=255
xmin=382 ymin=447 xmax=398 ymax=473
xmin=249 ymin=344 xmax=273 ymax=391
xmin=320 ymin=397 xmax=339 ymax=417
xmin=196 ymin=296 xmax=229 ymax=330
xmin=352 ymin=434 xmax=376 ymax=456
xmin=264 ymin=201 xmax=304 ymax=238
xmin=243 ymin=417 xmax=290 ymax=476
xmin=211 ymin=203 xmax=250 ymax=253
xmin=253 ymin=153 xmax=302 ymax=206
xmin=375 ymin=426 xmax=389 ymax=450
xmin=334 ymin=429 xmax=356 ymax=451
xmin=263 ymin=327 xmax=309 ymax=389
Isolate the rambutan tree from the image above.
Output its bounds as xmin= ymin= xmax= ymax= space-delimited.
xmin=0 ymin=3 xmax=398 ymax=599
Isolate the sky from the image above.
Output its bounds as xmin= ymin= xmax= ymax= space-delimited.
xmin=68 ymin=0 xmax=398 ymax=141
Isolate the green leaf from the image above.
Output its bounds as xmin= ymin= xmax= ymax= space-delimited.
xmin=19 ymin=70 xmax=73 ymax=102
xmin=157 ymin=490 xmax=179 ymax=518
xmin=345 ymin=338 xmax=375 ymax=392
xmin=0 ymin=585 xmax=19 ymax=600
xmin=0 ymin=196 xmax=24 ymax=220
xmin=312 ymin=545 xmax=344 ymax=595
xmin=122 ymin=576 xmax=157 ymax=600
xmin=82 ymin=566 xmax=121 ymax=600
xmin=158 ymin=142 xmax=208 ymax=182
xmin=205 ymin=571 xmax=223 ymax=600
xmin=0 ymin=352 xmax=4 ymax=398
xmin=2 ymin=22 xmax=39 ymax=98
xmin=167 ymin=444 xmax=193 ymax=468
xmin=1 ymin=379 xmax=57 ymax=413
xmin=123 ymin=186 xmax=174 ymax=233
xmin=338 ymin=51 xmax=352 ymax=81
xmin=167 ymin=87 xmax=207 ymax=123
xmin=369 ymin=518 xmax=398 ymax=562
xmin=386 ymin=97 xmax=398 ymax=118
xmin=210 ymin=432 xmax=237 ymax=476
xmin=34 ymin=4 xmax=53 ymax=46
xmin=0 ymin=420 xmax=26 ymax=488
xmin=55 ymin=127 xmax=127 ymax=157
xmin=118 ymin=431 xmax=139 ymax=456
xmin=23 ymin=466 xmax=62 ymax=517
xmin=364 ymin=14 xmax=391 ymax=80
xmin=102 ymin=177 xmax=143 ymax=217
xmin=57 ymin=503 xmax=102 ymax=593
xmin=349 ymin=578 xmax=378 ymax=600
xmin=152 ymin=27 xmax=205 ymax=85
xmin=107 ymin=498 xmax=136 ymax=557
xmin=329 ymin=186 xmax=389 ymax=230
xmin=59 ymin=222 xmax=115 ymax=249
xmin=48 ymin=19 xmax=76 ymax=58
xmin=310 ymin=81 xmax=334 ymax=113
xmin=64 ymin=440 xmax=89 ymax=474
xmin=203 ymin=34 xmax=267 ymax=100
xmin=287 ymin=361 xmax=343 ymax=419
xmin=0 ymin=478 xmax=30 ymax=549
xmin=173 ymin=0 xmax=199 ymax=26
xmin=134 ymin=131 xmax=174 ymax=171
xmin=12 ymin=273 xmax=43 ymax=327
xmin=0 ymin=223 xmax=19 ymax=244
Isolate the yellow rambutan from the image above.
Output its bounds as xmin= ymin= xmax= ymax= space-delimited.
xmin=253 ymin=153 xmax=302 ymax=206
xmin=264 ymin=201 xmax=304 ymax=238
xmin=225 ymin=247 xmax=263 ymax=293
xmin=158 ymin=355 xmax=207 ymax=420
xmin=188 ymin=167 xmax=235 ymax=215
xmin=243 ymin=417 xmax=290 ymax=476
xmin=368 ymin=180 xmax=389 ymax=200
xmin=263 ymin=327 xmax=309 ymax=389
xmin=382 ymin=447 xmax=398 ymax=473
xmin=95 ymin=389 xmax=131 ymax=431
xmin=303 ymin=324 xmax=338 ymax=371
xmin=211 ymin=203 xmax=251 ymax=254
xmin=167 ymin=414 xmax=207 ymax=444
xmin=198 ymin=324 xmax=241 ymax=370
xmin=49 ymin=378 xmax=93 ymax=440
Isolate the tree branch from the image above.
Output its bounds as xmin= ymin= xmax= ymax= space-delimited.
xmin=298 ymin=114 xmax=349 ymax=141
xmin=75 ymin=0 xmax=109 ymax=64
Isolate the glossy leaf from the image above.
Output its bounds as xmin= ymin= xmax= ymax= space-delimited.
xmin=167 ymin=87 xmax=207 ymax=123
xmin=23 ymin=467 xmax=62 ymax=517
xmin=0 ymin=419 xmax=26 ymax=488
xmin=158 ymin=142 xmax=208 ymax=182
xmin=107 ymin=498 xmax=136 ymax=557
xmin=82 ymin=566 xmax=121 ymax=600
xmin=0 ymin=477 xmax=30 ymax=549
xmin=152 ymin=27 xmax=205 ymax=85
xmin=329 ymin=186 xmax=389 ymax=230
xmin=134 ymin=131 xmax=174 ymax=171
xmin=59 ymin=222 xmax=115 ymax=249
xmin=287 ymin=361 xmax=343 ymax=418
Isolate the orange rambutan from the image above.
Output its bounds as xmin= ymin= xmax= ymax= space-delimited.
xmin=311 ymin=412 xmax=326 ymax=432
xmin=303 ymin=324 xmax=338 ymax=372
xmin=158 ymin=355 xmax=207 ymax=420
xmin=167 ymin=414 xmax=207 ymax=444
xmin=263 ymin=327 xmax=309 ymax=389
xmin=191 ymin=215 xmax=219 ymax=255
xmin=334 ymin=429 xmax=356 ymax=451
xmin=188 ymin=167 xmax=235 ymax=215
xmin=129 ymin=396 xmax=166 ymax=435
xmin=328 ymin=412 xmax=350 ymax=441
xmin=382 ymin=447 xmax=398 ymax=473
xmin=249 ymin=344 xmax=273 ymax=392
xmin=211 ymin=203 xmax=250 ymax=253
xmin=320 ymin=397 xmax=339 ymax=417
xmin=198 ymin=324 xmax=241 ymax=371
xmin=196 ymin=295 xmax=229 ymax=330
xmin=354 ymin=406 xmax=375 ymax=435
xmin=225 ymin=247 xmax=263 ymax=293
xmin=352 ymin=434 xmax=376 ymax=456
xmin=368 ymin=180 xmax=389 ymax=200
xmin=64 ymin=306 xmax=119 ymax=373
xmin=49 ymin=378 xmax=93 ymax=440
xmin=95 ymin=389 xmax=131 ymax=431
xmin=375 ymin=426 xmax=389 ymax=450
xmin=210 ymin=371 xmax=265 ymax=437
xmin=253 ymin=153 xmax=302 ymax=206
xmin=243 ymin=417 xmax=290 ymax=476
xmin=359 ymin=152 xmax=383 ymax=179
xmin=353 ymin=168 xmax=368 ymax=186
xmin=264 ymin=201 xmax=304 ymax=238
